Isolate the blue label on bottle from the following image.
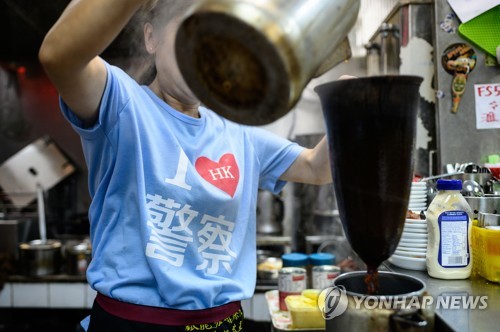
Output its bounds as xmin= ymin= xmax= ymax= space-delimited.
xmin=437 ymin=211 xmax=469 ymax=268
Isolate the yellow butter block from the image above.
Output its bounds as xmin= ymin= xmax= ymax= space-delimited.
xmin=285 ymin=294 xmax=325 ymax=329
xmin=301 ymin=289 xmax=320 ymax=301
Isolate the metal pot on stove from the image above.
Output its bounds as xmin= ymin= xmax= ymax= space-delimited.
xmin=18 ymin=239 xmax=62 ymax=276
xmin=65 ymin=240 xmax=92 ymax=276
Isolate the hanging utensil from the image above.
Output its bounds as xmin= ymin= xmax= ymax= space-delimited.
xmin=461 ymin=180 xmax=484 ymax=197
xmin=36 ymin=183 xmax=46 ymax=243
xmin=419 ymin=172 xmax=464 ymax=182
xmin=18 ymin=182 xmax=62 ymax=276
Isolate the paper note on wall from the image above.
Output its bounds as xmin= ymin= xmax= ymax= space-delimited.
xmin=475 ymin=83 xmax=500 ymax=129
xmin=447 ymin=0 xmax=499 ymax=23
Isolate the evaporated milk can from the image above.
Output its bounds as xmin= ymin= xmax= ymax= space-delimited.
xmin=312 ymin=265 xmax=341 ymax=290
xmin=278 ymin=267 xmax=307 ymax=311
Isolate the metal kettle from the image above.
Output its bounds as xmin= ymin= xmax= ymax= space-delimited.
xmin=256 ymin=190 xmax=284 ymax=235
xmin=175 ymin=0 xmax=361 ymax=125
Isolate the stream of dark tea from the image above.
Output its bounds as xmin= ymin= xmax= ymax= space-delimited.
xmin=364 ymin=268 xmax=379 ymax=295
xmin=315 ymin=76 xmax=422 ymax=294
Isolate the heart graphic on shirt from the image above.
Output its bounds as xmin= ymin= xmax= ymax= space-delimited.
xmin=195 ymin=154 xmax=240 ymax=198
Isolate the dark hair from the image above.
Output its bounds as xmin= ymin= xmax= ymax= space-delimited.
xmin=142 ymin=0 xmax=195 ymax=28
xmin=137 ymin=0 xmax=195 ymax=85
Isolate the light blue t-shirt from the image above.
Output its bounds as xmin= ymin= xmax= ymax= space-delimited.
xmin=61 ymin=61 xmax=304 ymax=311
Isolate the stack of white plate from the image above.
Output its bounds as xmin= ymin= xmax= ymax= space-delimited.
xmin=388 ymin=218 xmax=428 ymax=271
xmin=408 ymin=182 xmax=427 ymax=212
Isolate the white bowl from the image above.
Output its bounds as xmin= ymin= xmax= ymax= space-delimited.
xmin=409 ymin=197 xmax=427 ymax=203
xmin=397 ymin=246 xmax=427 ymax=253
xmin=398 ymin=242 xmax=427 ymax=248
xmin=401 ymin=228 xmax=428 ymax=235
xmin=399 ymin=236 xmax=427 ymax=243
xmin=409 ymin=193 xmax=427 ymax=199
xmin=408 ymin=199 xmax=426 ymax=203
xmin=410 ymin=186 xmax=427 ymax=190
xmin=398 ymin=247 xmax=427 ymax=253
xmin=408 ymin=203 xmax=427 ymax=208
xmin=389 ymin=254 xmax=427 ymax=271
xmin=403 ymin=225 xmax=427 ymax=234
xmin=394 ymin=250 xmax=426 ymax=258
xmin=411 ymin=182 xmax=427 ymax=187
xmin=408 ymin=199 xmax=427 ymax=206
xmin=400 ymin=236 xmax=427 ymax=242
xmin=402 ymin=231 xmax=427 ymax=239
xmin=404 ymin=222 xmax=427 ymax=229
xmin=405 ymin=218 xmax=427 ymax=224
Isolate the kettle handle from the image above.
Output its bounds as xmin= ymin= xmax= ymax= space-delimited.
xmin=274 ymin=195 xmax=285 ymax=222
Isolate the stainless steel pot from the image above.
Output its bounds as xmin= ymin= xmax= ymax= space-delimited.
xmin=65 ymin=241 xmax=92 ymax=276
xmin=175 ymin=0 xmax=360 ymax=125
xmin=464 ymin=195 xmax=500 ymax=220
xmin=18 ymin=239 xmax=62 ymax=276
xmin=477 ymin=212 xmax=500 ymax=227
xmin=325 ymin=271 xmax=433 ymax=332
xmin=257 ymin=257 xmax=282 ymax=280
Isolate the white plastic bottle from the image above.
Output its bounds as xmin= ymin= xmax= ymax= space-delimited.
xmin=426 ymin=179 xmax=472 ymax=279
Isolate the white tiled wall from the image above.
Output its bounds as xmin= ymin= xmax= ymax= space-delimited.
xmin=0 ymin=282 xmax=95 ymax=309
xmin=85 ymin=284 xmax=97 ymax=308
xmin=0 ymin=283 xmax=12 ymax=307
xmin=49 ymin=283 xmax=86 ymax=308
xmin=13 ymin=283 xmax=49 ymax=307
xmin=1 ymin=282 xmax=269 ymax=323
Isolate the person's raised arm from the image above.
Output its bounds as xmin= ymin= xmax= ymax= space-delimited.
xmin=280 ymin=75 xmax=356 ymax=185
xmin=39 ymin=0 xmax=146 ymax=126
xmin=280 ymin=136 xmax=332 ymax=185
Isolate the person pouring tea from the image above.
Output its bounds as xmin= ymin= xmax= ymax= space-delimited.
xmin=38 ymin=0 xmax=336 ymax=330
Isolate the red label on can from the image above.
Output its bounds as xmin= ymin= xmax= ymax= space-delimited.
xmin=327 ymin=272 xmax=339 ymax=279
xmin=292 ymin=275 xmax=305 ymax=281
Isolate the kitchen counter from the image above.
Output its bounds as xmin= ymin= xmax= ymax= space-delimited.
xmin=3 ymin=264 xmax=500 ymax=331
xmin=384 ymin=262 xmax=500 ymax=332
xmin=263 ymin=262 xmax=499 ymax=332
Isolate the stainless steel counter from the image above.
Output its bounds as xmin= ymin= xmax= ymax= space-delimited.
xmin=385 ymin=262 xmax=500 ymax=332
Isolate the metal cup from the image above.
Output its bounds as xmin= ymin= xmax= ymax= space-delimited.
xmin=175 ymin=0 xmax=360 ymax=125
